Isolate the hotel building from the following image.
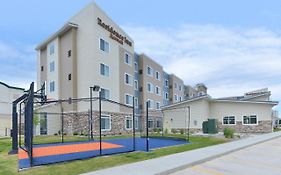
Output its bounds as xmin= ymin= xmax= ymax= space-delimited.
xmin=36 ymin=2 xmax=188 ymax=135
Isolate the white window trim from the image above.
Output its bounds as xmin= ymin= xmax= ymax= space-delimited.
xmin=165 ymin=92 xmax=169 ymax=100
xmin=147 ymin=82 xmax=154 ymax=93
xmin=165 ymin=79 xmax=169 ymax=87
xmin=155 ymin=86 xmax=161 ymax=96
xmin=124 ymin=52 xmax=132 ymax=66
xmin=147 ymin=66 xmax=153 ymax=77
xmin=222 ymin=116 xmax=236 ymax=125
xmin=134 ymin=116 xmax=139 ymax=129
xmin=125 ymin=116 xmax=133 ymax=130
xmin=242 ymin=115 xmax=258 ymax=125
xmin=134 ymin=97 xmax=138 ymax=109
xmin=174 ymin=94 xmax=178 ymax=101
xmin=124 ymin=93 xmax=133 ymax=106
xmin=155 ymin=71 xmax=161 ymax=81
xmin=148 ymin=119 xmax=154 ymax=128
xmin=147 ymin=99 xmax=154 ymax=109
xmin=99 ymin=37 xmax=110 ymax=53
xmin=134 ymin=62 xmax=138 ymax=73
xmin=100 ymin=87 xmax=111 ymax=100
xmin=124 ymin=73 xmax=133 ymax=86
xmin=101 ymin=114 xmax=111 ymax=131
xmin=155 ymin=101 xmax=161 ymax=110
xmin=134 ymin=80 xmax=138 ymax=90
xmin=100 ymin=62 xmax=110 ymax=77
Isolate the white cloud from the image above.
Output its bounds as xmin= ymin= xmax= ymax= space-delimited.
xmin=123 ymin=24 xmax=281 ymax=106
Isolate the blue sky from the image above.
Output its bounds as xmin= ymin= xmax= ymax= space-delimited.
xmin=0 ymin=0 xmax=280 ymax=114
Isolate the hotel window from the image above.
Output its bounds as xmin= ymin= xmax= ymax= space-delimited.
xmin=50 ymin=61 xmax=55 ymax=72
xmin=99 ymin=38 xmax=109 ymax=53
xmin=243 ymin=115 xmax=257 ymax=125
xmin=155 ymin=71 xmax=161 ymax=80
xmin=223 ymin=116 xmax=235 ymax=125
xmin=124 ymin=73 xmax=133 ymax=86
xmin=134 ymin=80 xmax=138 ymax=90
xmin=101 ymin=88 xmax=110 ymax=100
xmin=179 ymin=96 xmax=182 ymax=101
xmin=155 ymin=102 xmax=161 ymax=109
xmin=135 ymin=117 xmax=139 ymax=129
xmin=124 ymin=52 xmax=132 ymax=65
xmin=156 ymin=120 xmax=162 ymax=128
xmin=174 ymin=94 xmax=178 ymax=101
xmin=49 ymin=43 xmax=55 ymax=55
xmin=165 ymin=79 xmax=169 ymax=87
xmin=179 ymin=85 xmax=182 ymax=91
xmin=101 ymin=115 xmax=111 ymax=131
xmin=155 ymin=86 xmax=161 ymax=96
xmin=147 ymin=66 xmax=153 ymax=76
xmin=125 ymin=94 xmax=133 ymax=106
xmin=40 ymin=113 xmax=47 ymax=135
xmin=147 ymin=99 xmax=154 ymax=109
xmin=68 ymin=50 xmax=71 ymax=57
xmin=50 ymin=81 xmax=55 ymax=92
xmin=165 ymin=92 xmax=169 ymax=99
xmin=147 ymin=82 xmax=154 ymax=93
xmin=134 ymin=98 xmax=138 ymax=108
xmin=41 ymin=66 xmax=44 ymax=72
xmin=68 ymin=74 xmax=71 ymax=81
xmin=100 ymin=63 xmax=110 ymax=77
xmin=125 ymin=116 xmax=133 ymax=130
xmin=134 ymin=62 xmax=138 ymax=72
xmin=174 ymin=83 xmax=178 ymax=89
xmin=148 ymin=119 xmax=154 ymax=128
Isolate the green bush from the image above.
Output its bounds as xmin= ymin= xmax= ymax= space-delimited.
xmin=157 ymin=128 xmax=161 ymax=134
xmin=153 ymin=128 xmax=158 ymax=132
xmin=164 ymin=128 xmax=168 ymax=134
xmin=73 ymin=132 xmax=79 ymax=136
xmin=171 ymin=129 xmax=177 ymax=134
xmin=224 ymin=128 xmax=234 ymax=138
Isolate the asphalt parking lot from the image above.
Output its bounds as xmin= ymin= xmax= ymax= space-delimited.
xmin=171 ymin=136 xmax=281 ymax=175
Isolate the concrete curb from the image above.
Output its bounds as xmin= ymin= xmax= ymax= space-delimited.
xmin=157 ymin=132 xmax=281 ymax=175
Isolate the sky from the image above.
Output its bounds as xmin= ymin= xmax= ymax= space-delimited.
xmin=0 ymin=0 xmax=280 ymax=114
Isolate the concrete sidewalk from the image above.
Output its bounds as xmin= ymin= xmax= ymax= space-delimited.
xmin=81 ymin=132 xmax=281 ymax=175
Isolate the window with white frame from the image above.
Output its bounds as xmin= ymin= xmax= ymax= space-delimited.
xmin=243 ymin=115 xmax=257 ymax=125
xmin=124 ymin=52 xmax=132 ymax=65
xmin=99 ymin=38 xmax=109 ymax=53
xmin=155 ymin=71 xmax=161 ymax=80
xmin=179 ymin=96 xmax=182 ymax=101
xmin=179 ymin=85 xmax=182 ymax=91
xmin=147 ymin=99 xmax=154 ymax=109
xmin=165 ymin=79 xmax=169 ymax=87
xmin=155 ymin=86 xmax=161 ymax=96
xmin=156 ymin=120 xmax=162 ymax=128
xmin=125 ymin=94 xmax=133 ymax=106
xmin=174 ymin=83 xmax=178 ymax=89
xmin=135 ymin=117 xmax=139 ymax=129
xmin=100 ymin=88 xmax=110 ymax=100
xmin=100 ymin=63 xmax=109 ymax=77
xmin=124 ymin=73 xmax=133 ymax=86
xmin=125 ymin=116 xmax=133 ymax=130
xmin=174 ymin=94 xmax=178 ymax=101
xmin=148 ymin=119 xmax=153 ymax=128
xmin=49 ymin=43 xmax=55 ymax=55
xmin=165 ymin=92 xmax=169 ymax=99
xmin=147 ymin=82 xmax=154 ymax=93
xmin=223 ymin=116 xmax=235 ymax=125
xmin=50 ymin=81 xmax=55 ymax=92
xmin=134 ymin=62 xmax=138 ymax=72
xmin=134 ymin=97 xmax=138 ymax=108
xmin=101 ymin=115 xmax=111 ymax=131
xmin=134 ymin=80 xmax=138 ymax=90
xmin=147 ymin=66 xmax=153 ymax=76
xmin=155 ymin=101 xmax=161 ymax=109
xmin=50 ymin=61 xmax=55 ymax=72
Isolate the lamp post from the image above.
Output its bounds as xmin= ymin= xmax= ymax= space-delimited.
xmin=89 ymin=85 xmax=100 ymax=140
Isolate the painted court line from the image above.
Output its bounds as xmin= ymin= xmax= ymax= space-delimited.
xmin=19 ymin=142 xmax=123 ymax=159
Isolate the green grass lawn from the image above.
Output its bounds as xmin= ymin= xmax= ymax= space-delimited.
xmin=0 ymin=135 xmax=227 ymax=175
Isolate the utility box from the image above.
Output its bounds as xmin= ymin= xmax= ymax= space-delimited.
xmin=202 ymin=119 xmax=218 ymax=134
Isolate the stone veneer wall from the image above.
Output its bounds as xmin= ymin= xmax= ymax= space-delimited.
xmin=217 ymin=120 xmax=272 ymax=133
xmin=63 ymin=111 xmax=134 ymax=136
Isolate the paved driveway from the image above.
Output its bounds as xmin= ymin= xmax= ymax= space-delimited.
xmin=171 ymin=137 xmax=281 ymax=175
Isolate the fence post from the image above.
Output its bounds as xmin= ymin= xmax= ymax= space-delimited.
xmin=133 ymin=97 xmax=135 ymax=151
xmin=99 ymin=91 xmax=102 ymax=155
xmin=146 ymin=101 xmax=149 ymax=152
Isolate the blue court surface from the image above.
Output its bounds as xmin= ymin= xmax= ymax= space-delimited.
xmin=19 ymin=137 xmax=189 ymax=169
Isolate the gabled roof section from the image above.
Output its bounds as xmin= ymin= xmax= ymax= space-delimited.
xmin=0 ymin=81 xmax=25 ymax=91
xmin=162 ymin=95 xmax=210 ymax=110
xmin=35 ymin=22 xmax=78 ymax=50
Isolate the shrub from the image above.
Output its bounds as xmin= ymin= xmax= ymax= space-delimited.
xmin=153 ymin=128 xmax=158 ymax=132
xmin=157 ymin=128 xmax=161 ymax=134
xmin=73 ymin=132 xmax=79 ymax=136
xmin=54 ymin=133 xmax=58 ymax=136
xmin=171 ymin=129 xmax=177 ymax=134
xmin=224 ymin=128 xmax=234 ymax=138
xmin=164 ymin=128 xmax=168 ymax=134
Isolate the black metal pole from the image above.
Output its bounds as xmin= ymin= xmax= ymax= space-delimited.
xmin=146 ymin=101 xmax=149 ymax=152
xmin=61 ymin=103 xmax=64 ymax=143
xmin=187 ymin=106 xmax=191 ymax=141
xmin=19 ymin=102 xmax=23 ymax=147
xmin=99 ymin=91 xmax=102 ymax=155
xmin=132 ymin=97 xmax=135 ymax=151
xmin=11 ymin=103 xmax=18 ymax=153
xmin=90 ymin=87 xmax=93 ymax=140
